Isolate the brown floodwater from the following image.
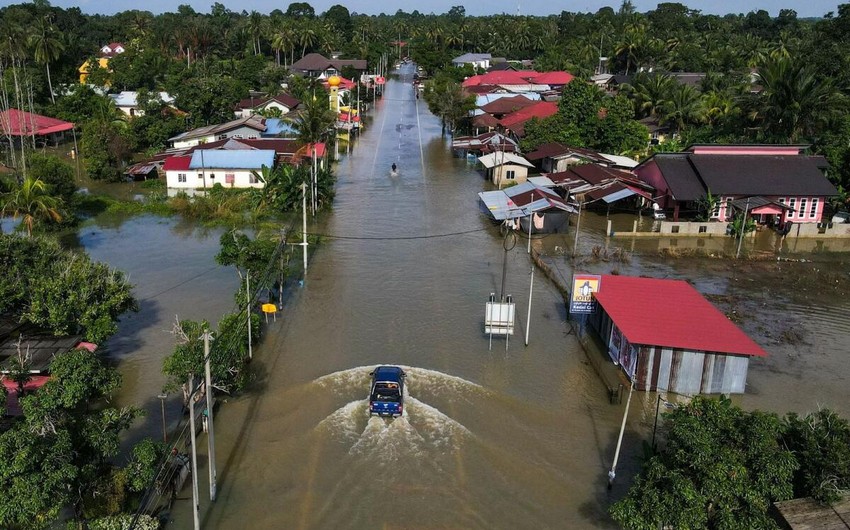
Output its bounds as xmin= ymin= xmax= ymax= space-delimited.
xmin=68 ymin=64 xmax=850 ymax=529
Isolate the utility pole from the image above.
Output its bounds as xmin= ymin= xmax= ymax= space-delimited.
xmin=279 ymin=228 xmax=285 ymax=309
xmin=203 ymin=331 xmax=217 ymax=501
xmin=573 ymin=196 xmax=583 ymax=258
xmin=246 ymin=270 xmax=252 ymax=360
xmin=736 ymin=197 xmax=750 ymax=259
xmin=528 ymin=191 xmax=534 ymax=254
xmin=524 ymin=265 xmax=534 ymax=346
xmin=302 ymin=182 xmax=308 ymax=272
xmin=609 ymin=380 xmax=635 ymax=489
xmin=188 ymin=374 xmax=200 ymax=530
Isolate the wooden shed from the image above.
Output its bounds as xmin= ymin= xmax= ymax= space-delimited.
xmin=588 ymin=275 xmax=767 ymax=394
xmin=770 ymin=495 xmax=850 ymax=529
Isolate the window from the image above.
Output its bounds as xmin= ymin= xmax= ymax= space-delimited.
xmin=198 ymin=173 xmax=204 ymax=179
xmin=671 ymin=225 xmax=680 ymax=234
xmin=724 ymin=197 xmax=732 ymax=219
xmin=698 ymin=225 xmax=707 ymax=233
xmin=248 ymin=135 xmax=258 ymax=139
xmin=788 ymin=198 xmax=796 ymax=218
xmin=810 ymin=198 xmax=818 ymax=218
xmin=225 ymin=174 xmax=235 ymax=184
xmin=712 ymin=199 xmax=721 ymax=218
xmin=506 ymin=170 xmax=516 ymax=180
xmin=249 ymin=173 xmax=259 ymax=184
xmin=799 ymin=198 xmax=807 ymax=217
xmin=178 ymin=173 xmax=186 ymax=183
xmin=209 ymin=173 xmax=215 ymax=180
xmin=232 ymin=134 xmax=243 ymax=139
xmin=216 ymin=134 xmax=228 ymax=140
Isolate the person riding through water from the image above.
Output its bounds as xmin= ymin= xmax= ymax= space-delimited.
xmin=391 ymin=163 xmax=397 ymax=173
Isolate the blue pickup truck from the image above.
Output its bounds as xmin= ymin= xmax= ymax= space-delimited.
xmin=369 ymin=366 xmax=406 ymax=417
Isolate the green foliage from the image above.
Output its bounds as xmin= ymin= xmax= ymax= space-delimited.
xmin=25 ymin=154 xmax=77 ymax=203
xmin=124 ymin=438 xmax=168 ymax=493
xmin=0 ymin=234 xmax=138 ymax=343
xmin=728 ymin=212 xmax=757 ymax=237
xmin=423 ymin=72 xmax=475 ymax=134
xmin=522 ymin=81 xmax=648 ymax=155
xmin=88 ymin=514 xmax=159 ymax=530
xmin=172 ymin=76 xmax=248 ymax=128
xmin=162 ymin=313 xmax=259 ymax=396
xmin=291 ymin=92 xmax=337 ymax=144
xmin=783 ymin=409 xmax=850 ymax=504
xmin=23 ymin=253 xmax=138 ymax=343
xmin=0 ymin=176 xmax=65 ymax=236
xmin=611 ymin=396 xmax=797 ymax=530
xmin=81 ymin=119 xmax=133 ymax=182
xmin=216 ymin=229 xmax=279 ymax=279
xmin=52 ymin=85 xmax=113 ymax=124
xmin=0 ymin=349 xmax=140 ymax=528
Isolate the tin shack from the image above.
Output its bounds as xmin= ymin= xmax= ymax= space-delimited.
xmin=588 ymin=275 xmax=767 ymax=394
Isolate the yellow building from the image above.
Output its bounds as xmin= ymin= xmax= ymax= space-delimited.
xmin=78 ymin=57 xmax=112 ymax=85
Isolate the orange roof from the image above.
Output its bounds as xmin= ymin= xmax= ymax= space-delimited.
xmin=462 ymin=70 xmax=539 ymax=88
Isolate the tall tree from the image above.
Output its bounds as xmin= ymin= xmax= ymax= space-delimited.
xmin=28 ymin=18 xmax=64 ymax=104
xmin=611 ymin=396 xmax=797 ymax=530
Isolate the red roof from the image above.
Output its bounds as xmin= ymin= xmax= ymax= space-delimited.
xmin=480 ymin=95 xmax=536 ymax=115
xmin=1 ymin=375 xmax=51 ymax=416
xmin=593 ymin=275 xmax=768 ymax=357
xmin=499 ymin=102 xmax=559 ymax=128
xmin=162 ymin=155 xmax=192 ymax=171
xmin=462 ymin=70 xmax=539 ymax=88
xmin=0 ymin=109 xmax=74 ymax=137
xmin=531 ymin=71 xmax=575 ymax=85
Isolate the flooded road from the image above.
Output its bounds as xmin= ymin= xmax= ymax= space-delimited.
xmin=169 ymin=65 xmax=638 ymax=528
xmin=61 ymin=64 xmax=849 ymax=529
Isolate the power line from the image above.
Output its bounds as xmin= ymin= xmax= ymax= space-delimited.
xmin=306 ymin=227 xmax=488 ymax=240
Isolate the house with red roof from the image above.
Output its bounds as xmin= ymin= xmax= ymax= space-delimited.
xmin=587 ymin=275 xmax=767 ymax=394
xmin=0 ymin=109 xmax=74 ymax=146
xmin=499 ymin=101 xmax=559 ymax=138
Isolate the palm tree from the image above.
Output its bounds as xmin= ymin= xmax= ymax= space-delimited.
xmin=1 ymin=177 xmax=64 ymax=236
xmin=291 ymin=94 xmax=337 ymax=145
xmin=29 ymin=19 xmax=64 ymax=104
xmin=658 ymin=83 xmax=703 ymax=132
xmin=623 ymin=72 xmax=674 ymax=118
xmin=756 ymin=56 xmax=846 ymax=143
xmin=245 ymin=11 xmax=265 ymax=55
xmin=297 ymin=20 xmax=318 ymax=59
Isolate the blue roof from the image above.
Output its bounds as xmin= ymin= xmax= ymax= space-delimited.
xmin=263 ymin=118 xmax=296 ymax=136
xmin=189 ymin=150 xmax=275 ymax=170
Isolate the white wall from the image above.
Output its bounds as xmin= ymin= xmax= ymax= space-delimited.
xmin=166 ymin=168 xmax=265 ymax=190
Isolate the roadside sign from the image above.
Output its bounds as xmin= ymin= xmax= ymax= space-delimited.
xmin=570 ymin=274 xmax=601 ymax=314
xmin=375 ymin=76 xmax=386 ymax=85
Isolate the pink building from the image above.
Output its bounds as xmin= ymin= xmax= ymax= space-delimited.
xmin=635 ymin=144 xmax=837 ymax=224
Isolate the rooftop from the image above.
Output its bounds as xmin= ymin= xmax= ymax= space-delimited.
xmin=593 ymin=275 xmax=768 ymax=357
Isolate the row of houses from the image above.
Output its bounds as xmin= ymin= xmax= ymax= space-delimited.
xmin=472 ymin=139 xmax=837 ymax=234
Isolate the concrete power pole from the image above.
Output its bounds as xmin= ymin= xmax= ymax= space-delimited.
xmin=188 ymin=374 xmax=200 ymax=530
xmin=203 ymin=331 xmax=217 ymax=501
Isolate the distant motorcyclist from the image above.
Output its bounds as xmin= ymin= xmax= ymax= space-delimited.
xmin=391 ymin=163 xmax=398 ymax=173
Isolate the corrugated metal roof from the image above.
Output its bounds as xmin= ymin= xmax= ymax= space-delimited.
xmin=593 ymin=275 xmax=768 ymax=357
xmin=189 ymin=150 xmax=275 ymax=170
xmin=478 ymin=152 xmax=534 ymax=168
xmin=478 ymin=190 xmax=527 ymax=220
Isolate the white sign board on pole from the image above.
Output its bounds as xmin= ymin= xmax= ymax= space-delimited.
xmin=485 ymin=302 xmax=515 ymax=335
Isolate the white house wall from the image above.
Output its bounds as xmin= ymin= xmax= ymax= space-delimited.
xmin=166 ymin=168 xmax=264 ymax=190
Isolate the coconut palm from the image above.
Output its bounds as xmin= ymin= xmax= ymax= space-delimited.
xmin=29 ymin=19 xmax=65 ymax=104
xmin=291 ymin=93 xmax=337 ymax=144
xmin=1 ymin=177 xmax=64 ymax=236
xmin=623 ymin=72 xmax=674 ymax=119
xmin=756 ymin=56 xmax=846 ymax=143
xmin=658 ymin=83 xmax=703 ymax=132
